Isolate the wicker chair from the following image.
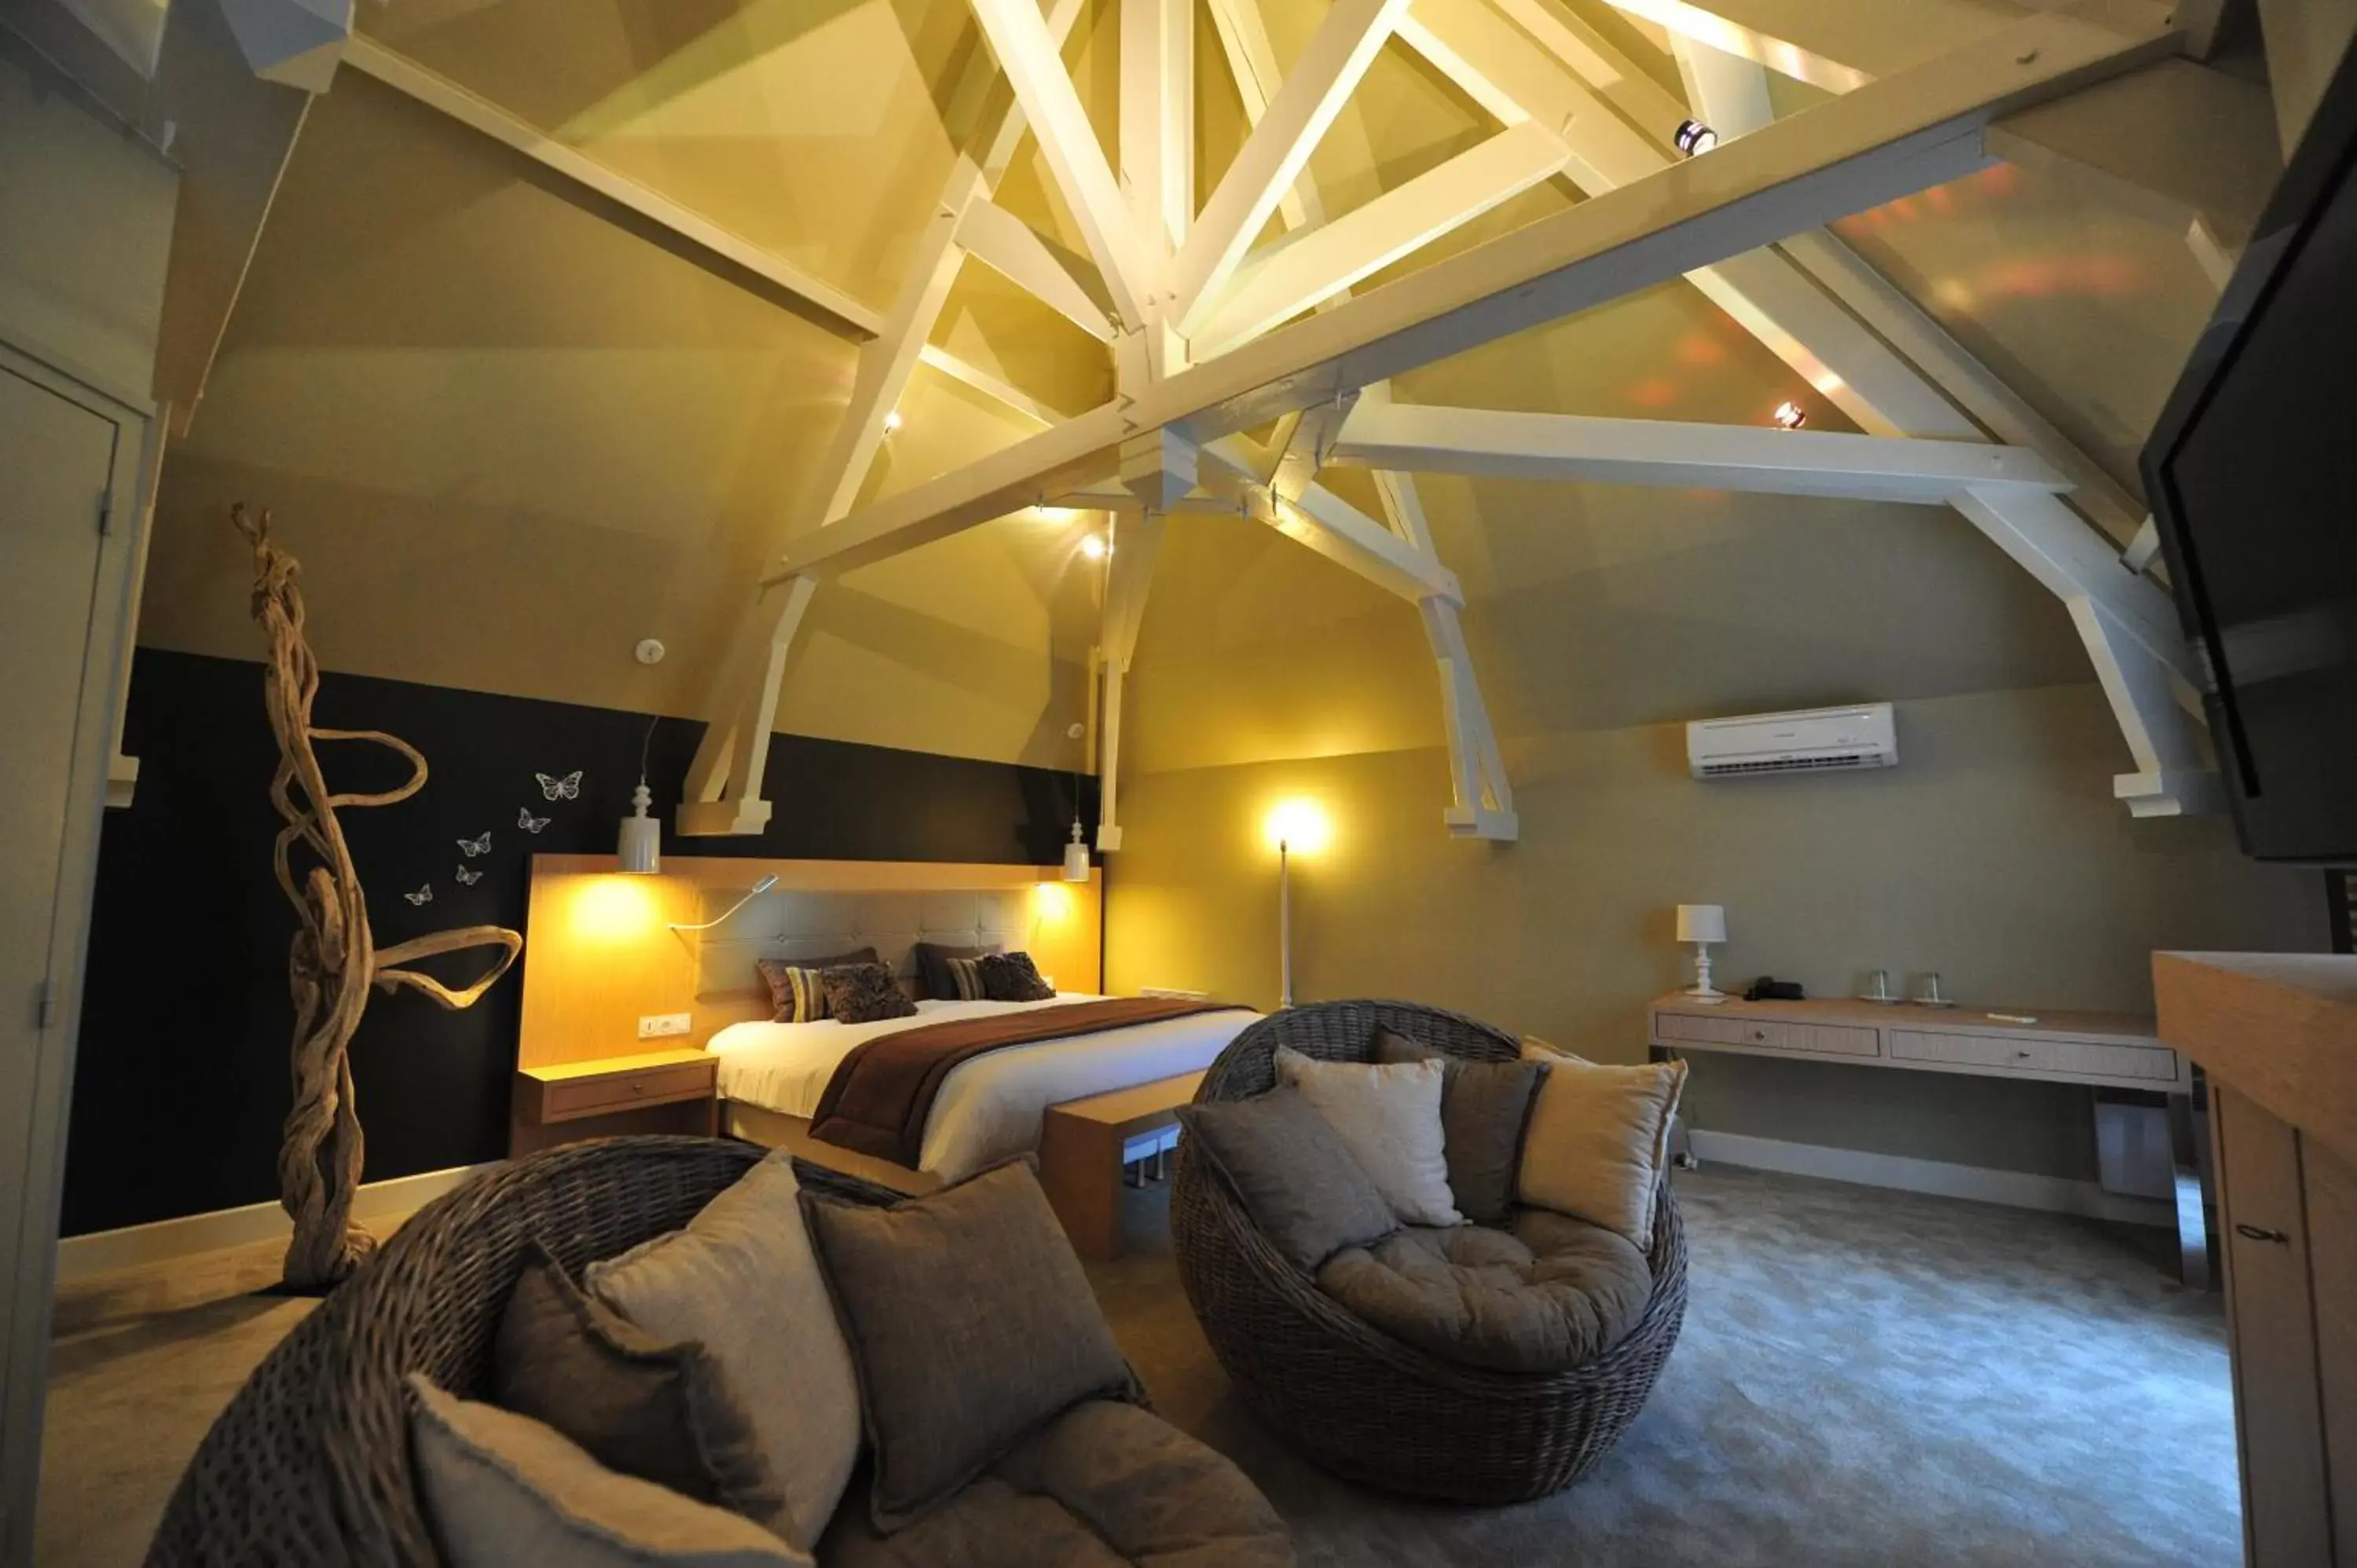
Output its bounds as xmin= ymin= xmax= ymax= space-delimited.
xmin=1170 ymin=1000 xmax=1688 ymax=1505
xmin=145 ymin=1137 xmax=896 ymax=1568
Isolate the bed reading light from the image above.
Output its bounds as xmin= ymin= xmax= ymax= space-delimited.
xmin=668 ymin=874 xmax=780 ymax=932
xmin=1674 ymin=119 xmax=1717 ymax=156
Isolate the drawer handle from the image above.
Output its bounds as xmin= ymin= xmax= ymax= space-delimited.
xmin=1750 ymin=1029 xmax=1768 ymax=1042
xmin=2234 ymin=1222 xmax=2290 ymax=1246
xmin=2014 ymin=1050 xmax=2033 ymax=1059
xmin=629 ymin=1082 xmax=648 ymax=1096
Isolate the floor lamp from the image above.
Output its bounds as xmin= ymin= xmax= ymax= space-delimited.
xmin=1266 ymin=801 xmax=1329 ymax=1010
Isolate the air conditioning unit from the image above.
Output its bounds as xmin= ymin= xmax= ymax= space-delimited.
xmin=1688 ymin=703 xmax=1897 ymax=779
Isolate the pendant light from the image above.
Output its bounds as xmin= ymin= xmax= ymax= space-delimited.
xmin=618 ymin=714 xmax=662 ymax=874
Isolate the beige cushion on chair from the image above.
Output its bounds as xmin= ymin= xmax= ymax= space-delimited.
xmin=1273 ymin=1047 xmax=1462 ymax=1226
xmin=408 ymin=1375 xmax=811 ymax=1567
xmin=1516 ymin=1040 xmax=1685 ymax=1249
xmin=587 ymin=1149 xmax=862 ymax=1554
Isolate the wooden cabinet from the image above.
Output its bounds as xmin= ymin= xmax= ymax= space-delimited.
xmin=2156 ymin=952 xmax=2357 ymax=1568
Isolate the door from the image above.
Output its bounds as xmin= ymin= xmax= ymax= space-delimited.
xmin=0 ymin=355 xmax=135 ymax=1555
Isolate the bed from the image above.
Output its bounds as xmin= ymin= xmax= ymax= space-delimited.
xmin=708 ymin=994 xmax=1255 ymax=1187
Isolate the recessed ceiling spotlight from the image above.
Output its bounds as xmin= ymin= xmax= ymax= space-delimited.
xmin=1079 ymin=534 xmax=1109 ymax=560
xmin=1772 ymin=400 xmax=1807 ymax=430
xmin=1674 ymin=119 xmax=1717 ymax=157
xmin=882 ymin=408 xmax=904 ymax=434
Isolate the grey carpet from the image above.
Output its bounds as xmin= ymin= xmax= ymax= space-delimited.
xmin=37 ymin=1167 xmax=2233 ymax=1566
xmin=1090 ymin=1166 xmax=2237 ymax=1568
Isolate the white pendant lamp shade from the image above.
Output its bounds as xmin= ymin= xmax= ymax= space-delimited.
xmin=618 ymin=782 xmax=661 ymax=874
xmin=1675 ymin=903 xmax=1726 ymax=944
xmin=1062 ymin=817 xmax=1091 ymax=882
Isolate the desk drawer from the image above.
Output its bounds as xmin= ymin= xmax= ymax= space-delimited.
xmin=544 ymin=1061 xmax=714 ymax=1121
xmin=1889 ymin=1030 xmax=2176 ymax=1082
xmin=1655 ymin=1013 xmax=1879 ymax=1058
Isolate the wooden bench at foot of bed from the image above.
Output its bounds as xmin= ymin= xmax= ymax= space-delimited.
xmin=1038 ymin=1071 xmax=1206 ymax=1262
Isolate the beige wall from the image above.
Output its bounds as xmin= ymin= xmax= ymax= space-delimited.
xmin=1105 ymin=685 xmax=2323 ymax=1178
xmin=0 ymin=42 xmax=175 ymax=400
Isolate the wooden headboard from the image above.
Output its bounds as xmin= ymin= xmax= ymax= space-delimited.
xmin=517 ymin=855 xmax=1103 ymax=1070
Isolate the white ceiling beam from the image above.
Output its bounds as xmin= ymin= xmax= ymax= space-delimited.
xmin=1775 ymin=229 xmax=2148 ymax=543
xmin=1593 ymin=0 xmax=2035 ymax=93
xmin=217 ymin=0 xmax=350 ymax=92
xmin=1204 ymin=0 xmax=1329 ymax=229
xmin=1484 ymin=0 xmax=1688 ymax=146
xmin=1199 ymin=437 xmax=1464 ymax=603
xmin=1191 ymin=122 xmax=1571 ymax=358
xmin=766 ymin=4 xmax=2172 ymax=584
xmin=343 ymin=38 xmax=882 ymax=341
xmin=1094 ymin=507 xmax=1165 ymax=850
xmin=1170 ymin=0 xmax=1414 ymax=332
xmin=1326 ymin=402 xmax=2068 ymax=502
xmin=680 ymin=575 xmax=816 ymax=837
xmin=1948 ymin=484 xmax=2191 ymax=680
xmin=1121 ymin=0 xmax=1194 ymax=254
xmin=1398 ymin=0 xmax=1978 ymax=438
xmin=1420 ymin=598 xmax=1516 ymax=838
xmin=955 ymin=198 xmax=1119 ymax=341
xmin=967 ymin=0 xmax=1152 ymax=327
xmin=2067 ymin=595 xmax=2220 ymax=816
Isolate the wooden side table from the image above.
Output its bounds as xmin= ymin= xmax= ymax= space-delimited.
xmin=511 ymin=1049 xmax=719 ymax=1158
xmin=1039 ymin=1070 xmax=1205 ymax=1262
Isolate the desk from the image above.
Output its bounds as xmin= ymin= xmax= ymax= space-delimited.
xmin=1647 ymin=992 xmax=2207 ymax=1283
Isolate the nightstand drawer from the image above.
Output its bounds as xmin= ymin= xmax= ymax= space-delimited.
xmin=541 ymin=1060 xmax=714 ymax=1122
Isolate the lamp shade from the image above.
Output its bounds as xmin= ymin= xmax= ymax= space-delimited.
xmin=1675 ymin=903 xmax=1726 ymax=944
xmin=1062 ymin=820 xmax=1091 ymax=882
xmin=618 ymin=782 xmax=661 ymax=874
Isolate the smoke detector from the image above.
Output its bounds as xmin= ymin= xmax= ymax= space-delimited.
xmin=634 ymin=639 xmax=666 ymax=665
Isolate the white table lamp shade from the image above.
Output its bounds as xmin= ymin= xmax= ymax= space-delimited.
xmin=1676 ymin=904 xmax=1727 ymax=945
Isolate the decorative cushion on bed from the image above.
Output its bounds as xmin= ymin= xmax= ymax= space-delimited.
xmin=1272 ymin=1047 xmax=1461 ymax=1227
xmin=407 ymin=1375 xmax=812 ymax=1567
xmin=944 ymin=955 xmax=987 ymax=1001
xmin=799 ymin=1161 xmax=1140 ymax=1533
xmin=976 ymin=951 xmax=1056 ymax=1003
xmin=757 ymin=948 xmax=879 ymax=1023
xmin=491 ymin=1243 xmax=782 ymax=1522
xmin=1517 ymin=1039 xmax=1686 ymax=1249
xmin=816 ymin=1399 xmax=1295 ymax=1567
xmin=822 ymin=962 xmax=920 ymax=1025
xmin=914 ymin=941 xmax=1001 ymax=1002
xmin=1175 ymin=1089 xmax=1398 ymax=1273
xmin=585 ymin=1149 xmax=862 ymax=1555
xmin=1369 ymin=1028 xmax=1549 ymax=1225
xmin=1316 ymin=1208 xmax=1655 ymax=1373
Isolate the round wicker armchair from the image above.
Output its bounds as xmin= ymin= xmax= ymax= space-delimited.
xmin=1170 ymin=1000 xmax=1688 ymax=1505
xmin=145 ymin=1137 xmax=893 ymax=1568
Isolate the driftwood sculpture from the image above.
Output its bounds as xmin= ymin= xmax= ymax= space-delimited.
xmin=234 ymin=504 xmax=523 ymax=1289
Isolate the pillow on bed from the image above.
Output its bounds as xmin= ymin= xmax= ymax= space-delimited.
xmin=913 ymin=941 xmax=1001 ymax=1002
xmin=943 ymin=955 xmax=987 ymax=1001
xmin=977 ymin=951 xmax=1056 ymax=1003
xmin=757 ymin=948 xmax=878 ymax=1023
xmin=821 ymin=962 xmax=919 ymax=1024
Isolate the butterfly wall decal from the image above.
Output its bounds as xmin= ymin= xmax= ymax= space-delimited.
xmin=404 ymin=885 xmax=433 ymax=906
xmin=457 ymin=832 xmax=492 ymax=856
xmin=455 ymin=865 xmax=482 ymax=886
xmin=536 ymin=771 xmax=583 ymax=801
xmin=518 ymin=808 xmax=551 ymax=833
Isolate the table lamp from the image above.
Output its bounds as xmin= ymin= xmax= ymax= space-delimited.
xmin=1676 ymin=904 xmax=1727 ymax=1002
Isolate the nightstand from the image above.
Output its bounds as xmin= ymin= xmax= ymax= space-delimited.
xmin=510 ymin=1049 xmax=719 ymax=1157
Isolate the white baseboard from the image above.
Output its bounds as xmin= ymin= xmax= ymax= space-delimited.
xmin=1685 ymin=1130 xmax=2176 ymax=1229
xmin=54 ymin=1163 xmax=497 ymax=1282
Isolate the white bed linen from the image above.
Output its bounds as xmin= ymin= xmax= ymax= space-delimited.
xmin=706 ymin=995 xmax=1255 ymax=1183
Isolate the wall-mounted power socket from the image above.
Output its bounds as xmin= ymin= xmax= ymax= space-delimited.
xmin=637 ymin=1013 xmax=692 ymax=1039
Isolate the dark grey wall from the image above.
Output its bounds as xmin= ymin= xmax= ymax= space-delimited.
xmin=64 ymin=648 xmax=1093 ymax=1236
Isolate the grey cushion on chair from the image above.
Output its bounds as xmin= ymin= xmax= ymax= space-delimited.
xmin=800 ymin=1162 xmax=1140 ymax=1533
xmin=1370 ymin=1027 xmax=1549 ymax=1225
xmin=818 ymin=1400 xmax=1296 ymax=1567
xmin=1317 ymin=1209 xmax=1654 ymax=1373
xmin=1175 ymin=1089 xmax=1398 ymax=1273
xmin=492 ymin=1244 xmax=783 ymax=1522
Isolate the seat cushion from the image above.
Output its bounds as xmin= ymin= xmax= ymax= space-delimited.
xmin=817 ymin=1401 xmax=1293 ymax=1567
xmin=1316 ymin=1208 xmax=1654 ymax=1372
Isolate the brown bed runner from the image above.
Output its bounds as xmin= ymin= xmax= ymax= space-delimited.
xmin=808 ymin=998 xmax=1249 ymax=1169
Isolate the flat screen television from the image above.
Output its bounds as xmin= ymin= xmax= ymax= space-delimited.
xmin=2143 ymin=38 xmax=2357 ymax=864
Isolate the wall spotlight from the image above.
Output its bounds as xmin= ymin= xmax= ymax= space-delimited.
xmin=1674 ymin=119 xmax=1717 ymax=157
xmin=1772 ymin=400 xmax=1808 ymax=430
xmin=1079 ymin=533 xmax=1109 ymax=560
xmin=882 ymin=408 xmax=904 ymax=434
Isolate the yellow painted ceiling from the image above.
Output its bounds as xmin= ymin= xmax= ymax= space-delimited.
xmin=132 ymin=0 xmax=2251 ymax=774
